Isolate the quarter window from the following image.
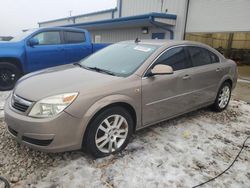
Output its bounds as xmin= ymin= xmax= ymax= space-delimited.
xmin=64 ymin=31 xmax=86 ymax=44
xmin=154 ymin=47 xmax=192 ymax=71
xmin=210 ymin=51 xmax=220 ymax=63
xmin=32 ymin=31 xmax=61 ymax=45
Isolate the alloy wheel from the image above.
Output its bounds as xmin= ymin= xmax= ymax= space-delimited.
xmin=95 ymin=114 xmax=128 ymax=153
xmin=218 ymin=85 xmax=230 ymax=109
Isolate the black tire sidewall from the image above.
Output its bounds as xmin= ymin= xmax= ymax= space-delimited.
xmin=0 ymin=62 xmax=21 ymax=91
xmin=85 ymin=106 xmax=134 ymax=158
xmin=213 ymin=82 xmax=232 ymax=112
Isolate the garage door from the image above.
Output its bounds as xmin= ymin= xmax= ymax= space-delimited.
xmin=186 ymin=0 xmax=250 ymax=33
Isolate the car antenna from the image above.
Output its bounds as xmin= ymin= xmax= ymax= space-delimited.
xmin=135 ymin=38 xmax=141 ymax=44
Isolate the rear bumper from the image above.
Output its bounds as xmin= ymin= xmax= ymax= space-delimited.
xmin=4 ymin=96 xmax=85 ymax=153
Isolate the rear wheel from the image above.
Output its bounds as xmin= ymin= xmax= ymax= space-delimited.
xmin=212 ymin=82 xmax=232 ymax=112
xmin=85 ymin=106 xmax=133 ymax=158
xmin=0 ymin=62 xmax=21 ymax=91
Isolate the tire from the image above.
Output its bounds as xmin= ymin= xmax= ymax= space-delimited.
xmin=85 ymin=106 xmax=134 ymax=158
xmin=212 ymin=82 xmax=232 ymax=112
xmin=0 ymin=62 xmax=21 ymax=91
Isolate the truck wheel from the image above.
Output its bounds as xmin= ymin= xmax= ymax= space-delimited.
xmin=212 ymin=82 xmax=232 ymax=112
xmin=0 ymin=62 xmax=21 ymax=91
xmin=85 ymin=106 xmax=134 ymax=158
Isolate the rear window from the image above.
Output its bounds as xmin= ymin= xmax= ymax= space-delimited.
xmin=64 ymin=31 xmax=86 ymax=44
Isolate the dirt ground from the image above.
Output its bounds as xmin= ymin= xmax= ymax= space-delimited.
xmin=238 ymin=65 xmax=250 ymax=80
xmin=232 ymin=80 xmax=250 ymax=103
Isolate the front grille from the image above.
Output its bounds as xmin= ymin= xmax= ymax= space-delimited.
xmin=11 ymin=94 xmax=32 ymax=113
xmin=12 ymin=102 xmax=29 ymax=112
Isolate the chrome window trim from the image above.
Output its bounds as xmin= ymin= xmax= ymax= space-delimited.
xmin=142 ymin=44 xmax=221 ymax=78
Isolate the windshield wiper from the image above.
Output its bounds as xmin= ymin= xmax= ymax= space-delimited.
xmin=74 ymin=63 xmax=91 ymax=70
xmin=74 ymin=63 xmax=116 ymax=76
xmin=87 ymin=67 xmax=116 ymax=76
xmin=74 ymin=62 xmax=84 ymax=68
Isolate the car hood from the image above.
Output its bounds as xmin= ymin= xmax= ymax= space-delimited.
xmin=14 ymin=64 xmax=123 ymax=101
xmin=0 ymin=41 xmax=20 ymax=48
xmin=0 ymin=41 xmax=23 ymax=56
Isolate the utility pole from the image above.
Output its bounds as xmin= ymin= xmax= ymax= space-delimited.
xmin=68 ymin=10 xmax=75 ymax=24
xmin=69 ymin=10 xmax=73 ymax=17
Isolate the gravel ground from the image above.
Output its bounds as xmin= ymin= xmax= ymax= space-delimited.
xmin=0 ymin=118 xmax=80 ymax=185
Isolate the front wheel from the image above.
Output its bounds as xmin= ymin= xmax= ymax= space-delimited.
xmin=212 ymin=82 xmax=232 ymax=112
xmin=85 ymin=107 xmax=134 ymax=158
xmin=0 ymin=62 xmax=21 ymax=91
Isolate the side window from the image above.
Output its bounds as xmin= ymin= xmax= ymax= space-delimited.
xmin=64 ymin=31 xmax=86 ymax=44
xmin=155 ymin=47 xmax=192 ymax=71
xmin=187 ymin=47 xmax=212 ymax=66
xmin=33 ymin=31 xmax=61 ymax=45
xmin=210 ymin=51 xmax=220 ymax=63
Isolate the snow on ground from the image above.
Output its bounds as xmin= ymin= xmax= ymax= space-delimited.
xmin=16 ymin=100 xmax=250 ymax=188
xmin=0 ymin=91 xmax=250 ymax=188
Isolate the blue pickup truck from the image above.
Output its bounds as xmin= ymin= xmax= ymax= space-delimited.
xmin=0 ymin=27 xmax=108 ymax=90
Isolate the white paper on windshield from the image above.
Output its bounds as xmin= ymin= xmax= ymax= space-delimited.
xmin=134 ymin=46 xmax=152 ymax=52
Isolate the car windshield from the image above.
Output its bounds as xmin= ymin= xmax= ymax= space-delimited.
xmin=79 ymin=43 xmax=159 ymax=77
xmin=10 ymin=29 xmax=37 ymax=42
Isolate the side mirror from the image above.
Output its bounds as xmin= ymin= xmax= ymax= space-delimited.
xmin=28 ymin=38 xmax=39 ymax=46
xmin=148 ymin=64 xmax=173 ymax=76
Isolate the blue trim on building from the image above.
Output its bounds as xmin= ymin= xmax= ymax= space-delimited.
xmin=63 ymin=12 xmax=177 ymax=28
xmin=39 ymin=8 xmax=117 ymax=25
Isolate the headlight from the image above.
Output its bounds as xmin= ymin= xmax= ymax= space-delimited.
xmin=28 ymin=93 xmax=78 ymax=118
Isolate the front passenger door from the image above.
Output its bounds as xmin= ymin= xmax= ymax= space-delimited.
xmin=142 ymin=47 xmax=194 ymax=126
xmin=26 ymin=31 xmax=66 ymax=72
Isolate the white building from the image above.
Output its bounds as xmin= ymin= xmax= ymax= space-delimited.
xmin=39 ymin=0 xmax=185 ymax=43
xmin=39 ymin=0 xmax=250 ymax=62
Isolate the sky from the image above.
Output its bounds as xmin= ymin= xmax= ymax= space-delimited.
xmin=0 ymin=0 xmax=117 ymax=36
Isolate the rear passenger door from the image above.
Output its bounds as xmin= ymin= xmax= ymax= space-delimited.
xmin=63 ymin=31 xmax=92 ymax=63
xmin=186 ymin=46 xmax=223 ymax=105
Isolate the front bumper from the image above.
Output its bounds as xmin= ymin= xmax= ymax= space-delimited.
xmin=4 ymin=96 xmax=85 ymax=153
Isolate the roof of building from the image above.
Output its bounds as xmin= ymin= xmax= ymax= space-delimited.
xmin=38 ymin=8 xmax=117 ymax=25
xmin=63 ymin=12 xmax=177 ymax=29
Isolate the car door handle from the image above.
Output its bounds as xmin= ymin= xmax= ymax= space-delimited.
xmin=182 ymin=75 xmax=191 ymax=80
xmin=216 ymin=68 xmax=222 ymax=72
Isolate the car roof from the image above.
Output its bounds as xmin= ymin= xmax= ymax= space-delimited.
xmin=38 ymin=26 xmax=88 ymax=33
xmin=120 ymin=39 xmax=224 ymax=57
xmin=119 ymin=39 xmax=225 ymax=62
xmin=120 ymin=39 xmax=212 ymax=48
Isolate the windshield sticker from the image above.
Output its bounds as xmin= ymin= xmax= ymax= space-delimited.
xmin=134 ymin=46 xmax=152 ymax=52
